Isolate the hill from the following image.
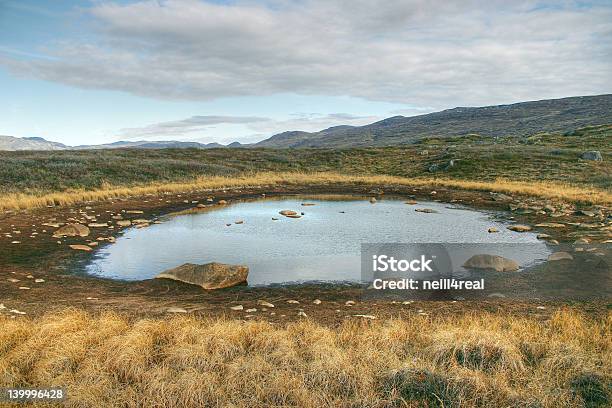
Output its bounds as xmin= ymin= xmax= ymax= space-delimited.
xmin=254 ymin=94 xmax=612 ymax=148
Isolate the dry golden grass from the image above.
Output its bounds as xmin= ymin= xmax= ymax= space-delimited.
xmin=1 ymin=172 xmax=610 ymax=211
xmin=0 ymin=309 xmax=610 ymax=407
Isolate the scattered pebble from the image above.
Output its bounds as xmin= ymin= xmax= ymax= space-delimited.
xmin=312 ymin=299 xmax=322 ymax=305
xmin=230 ymin=305 xmax=244 ymax=311
xmin=286 ymin=300 xmax=300 ymax=304
xmin=166 ymin=307 xmax=188 ymax=313
xmin=297 ymin=311 xmax=308 ymax=317
xmin=257 ymin=300 xmax=274 ymax=308
xmin=246 ymin=308 xmax=257 ymax=313
xmin=353 ymin=314 xmax=376 ymax=319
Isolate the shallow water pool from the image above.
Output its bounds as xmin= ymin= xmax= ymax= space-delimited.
xmin=85 ymin=196 xmax=550 ymax=285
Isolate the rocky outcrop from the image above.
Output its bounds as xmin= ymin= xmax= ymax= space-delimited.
xmin=155 ymin=262 xmax=249 ymax=290
xmin=463 ymin=254 xmax=519 ymax=272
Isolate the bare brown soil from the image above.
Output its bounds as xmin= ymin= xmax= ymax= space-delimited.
xmin=0 ymin=183 xmax=609 ymax=323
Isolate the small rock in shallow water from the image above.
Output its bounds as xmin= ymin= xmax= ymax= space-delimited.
xmin=487 ymin=227 xmax=499 ymax=233
xmin=415 ymin=208 xmax=438 ymax=214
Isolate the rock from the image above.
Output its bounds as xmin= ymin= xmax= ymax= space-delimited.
xmin=53 ymin=223 xmax=90 ymax=237
xmin=166 ymin=307 xmax=188 ymax=313
xmin=116 ymin=220 xmax=131 ymax=227
xmin=405 ymin=200 xmax=418 ymax=205
xmin=312 ymin=299 xmax=322 ymax=305
xmin=271 ymin=218 xmax=278 ymax=221
xmin=218 ymin=200 xmax=228 ymax=205
xmin=548 ymin=252 xmax=573 ymax=261
xmin=69 ymin=244 xmax=92 ymax=252
xmin=575 ymin=210 xmax=596 ymax=217
xmin=548 ymin=239 xmax=560 ymax=245
xmin=353 ymin=314 xmax=376 ymax=319
xmin=88 ymin=223 xmax=108 ymax=228
xmin=286 ymin=299 xmax=300 ymax=304
xmin=235 ymin=220 xmax=244 ymax=224
xmin=279 ymin=210 xmax=297 ymax=216
xmin=345 ymin=300 xmax=356 ymax=306
xmin=301 ymin=203 xmax=315 ymax=206
xmin=7 ymin=278 xmax=20 ymax=283
xmin=415 ymin=208 xmax=438 ymax=213
xmin=297 ymin=311 xmax=308 ymax=317
xmin=487 ymin=227 xmax=499 ymax=233
xmin=463 ymin=254 xmax=519 ymax=272
xmin=34 ymin=279 xmax=44 ymax=283
xmin=246 ymin=308 xmax=257 ymax=313
xmin=507 ymin=225 xmax=532 ymax=232
xmin=574 ymin=238 xmax=590 ymax=244
xmin=535 ymin=223 xmax=566 ymax=228
xmin=369 ymin=197 xmax=377 ymax=203
xmin=131 ymin=219 xmax=149 ymax=224
xmin=581 ymin=151 xmax=602 ymax=161
xmin=257 ymin=300 xmax=275 ymax=308
xmin=230 ymin=305 xmax=243 ymax=311
xmin=125 ymin=210 xmax=143 ymax=214
xmin=196 ymin=203 xmax=207 ymax=208
xmin=537 ymin=233 xmax=551 ymax=239
xmin=285 ymin=214 xmax=302 ymax=218
xmin=155 ymin=262 xmax=249 ymax=290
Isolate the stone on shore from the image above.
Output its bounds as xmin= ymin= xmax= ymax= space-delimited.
xmin=155 ymin=262 xmax=249 ymax=290
xmin=463 ymin=254 xmax=519 ymax=272
xmin=53 ymin=223 xmax=90 ymax=238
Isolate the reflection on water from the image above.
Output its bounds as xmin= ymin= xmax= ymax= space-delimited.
xmin=85 ymin=196 xmax=550 ymax=285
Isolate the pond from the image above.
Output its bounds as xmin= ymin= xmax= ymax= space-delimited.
xmin=84 ymin=196 xmax=551 ymax=285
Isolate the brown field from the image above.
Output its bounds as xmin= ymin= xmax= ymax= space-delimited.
xmin=2 ymin=171 xmax=611 ymax=211
xmin=1 ymin=309 xmax=610 ymax=407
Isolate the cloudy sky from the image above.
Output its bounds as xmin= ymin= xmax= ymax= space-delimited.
xmin=1 ymin=0 xmax=611 ymax=145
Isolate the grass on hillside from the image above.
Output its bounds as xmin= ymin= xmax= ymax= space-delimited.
xmin=1 ymin=309 xmax=610 ymax=407
xmin=1 ymin=172 xmax=611 ymax=211
xmin=0 ymin=125 xmax=609 ymax=196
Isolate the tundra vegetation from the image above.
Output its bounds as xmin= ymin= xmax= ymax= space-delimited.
xmin=0 ymin=309 xmax=610 ymax=407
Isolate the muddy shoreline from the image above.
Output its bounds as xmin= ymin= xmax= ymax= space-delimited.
xmin=1 ymin=183 xmax=609 ymax=322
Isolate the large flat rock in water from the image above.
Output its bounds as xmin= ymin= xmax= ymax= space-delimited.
xmin=155 ymin=262 xmax=249 ymax=290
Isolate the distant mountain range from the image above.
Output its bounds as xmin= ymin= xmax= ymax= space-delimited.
xmin=0 ymin=136 xmax=242 ymax=151
xmin=2 ymin=94 xmax=611 ymax=151
xmin=253 ymin=94 xmax=612 ymax=148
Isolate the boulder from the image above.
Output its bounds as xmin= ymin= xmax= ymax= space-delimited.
xmin=53 ymin=223 xmax=90 ymax=238
xmin=463 ymin=254 xmax=519 ymax=272
xmin=155 ymin=262 xmax=248 ymax=290
xmin=581 ymin=151 xmax=602 ymax=161
xmin=548 ymin=252 xmax=573 ymax=261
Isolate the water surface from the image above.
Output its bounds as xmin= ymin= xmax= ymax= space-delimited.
xmin=85 ymin=196 xmax=550 ymax=285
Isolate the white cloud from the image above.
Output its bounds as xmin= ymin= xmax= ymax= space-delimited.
xmin=116 ymin=112 xmax=380 ymax=142
xmin=2 ymin=0 xmax=611 ymax=108
xmin=117 ymin=115 xmax=268 ymax=138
